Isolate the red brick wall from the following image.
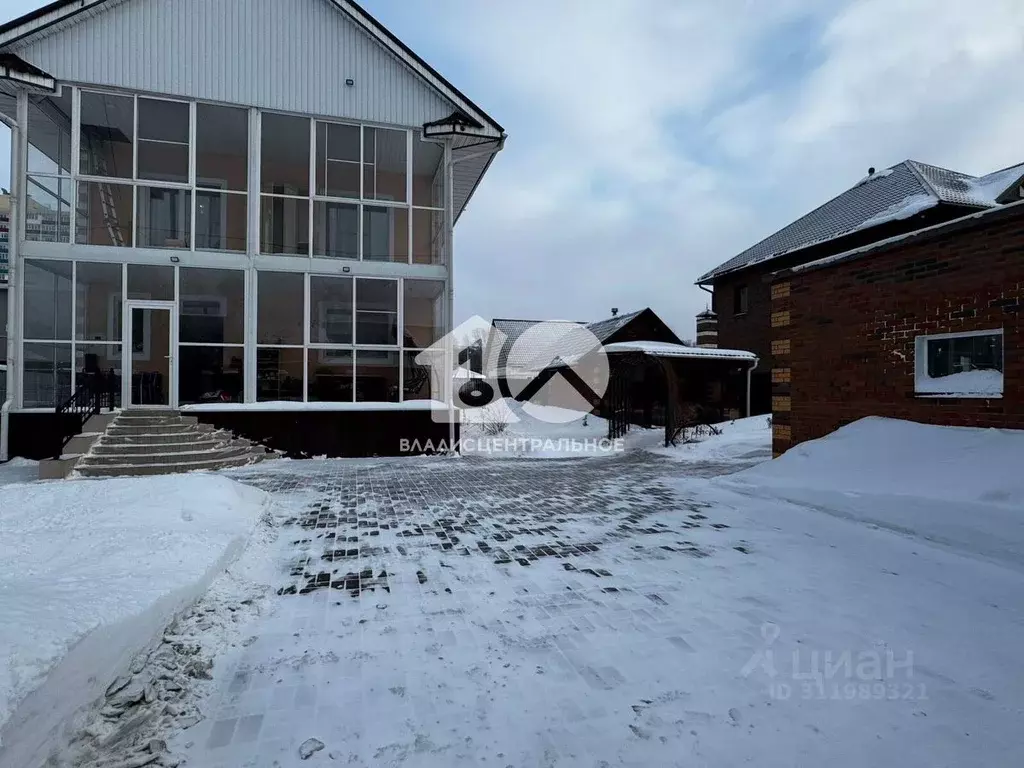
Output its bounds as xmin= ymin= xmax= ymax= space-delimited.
xmin=770 ymin=207 xmax=1024 ymax=455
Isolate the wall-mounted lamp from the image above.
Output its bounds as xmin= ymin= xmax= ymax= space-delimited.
xmin=170 ymin=256 xmax=180 ymax=263
xmin=342 ymin=266 xmax=351 ymax=273
xmin=345 ymin=78 xmax=355 ymax=87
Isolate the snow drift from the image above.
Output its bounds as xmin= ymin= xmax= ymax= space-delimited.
xmin=0 ymin=474 xmax=268 ymax=764
xmin=724 ymin=417 xmax=1024 ymax=568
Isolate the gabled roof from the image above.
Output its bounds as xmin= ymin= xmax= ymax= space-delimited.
xmin=0 ymin=0 xmax=503 ymax=138
xmin=489 ymin=308 xmax=684 ymax=376
xmin=697 ymin=158 xmax=1023 ymax=283
xmin=586 ymin=309 xmax=645 ymax=342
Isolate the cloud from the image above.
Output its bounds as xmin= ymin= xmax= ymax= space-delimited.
xmin=413 ymin=0 xmax=1024 ymax=339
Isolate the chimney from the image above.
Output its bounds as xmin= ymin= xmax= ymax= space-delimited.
xmin=610 ymin=307 xmax=618 ymax=317
xmin=695 ymin=308 xmax=718 ymax=348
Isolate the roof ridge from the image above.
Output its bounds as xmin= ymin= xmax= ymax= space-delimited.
xmin=696 ymin=160 xmax=928 ymax=283
xmin=903 ymin=160 xmax=947 ymax=200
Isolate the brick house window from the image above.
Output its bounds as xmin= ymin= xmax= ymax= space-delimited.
xmin=915 ymin=329 xmax=1003 ymax=397
xmin=733 ymin=285 xmax=748 ymax=316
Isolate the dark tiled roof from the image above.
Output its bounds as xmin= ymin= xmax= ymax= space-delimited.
xmin=697 ymin=158 xmax=1019 ymax=283
xmin=585 ymin=309 xmax=644 ymax=342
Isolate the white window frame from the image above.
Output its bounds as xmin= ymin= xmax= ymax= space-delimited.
xmin=914 ymin=328 xmax=1004 ymax=398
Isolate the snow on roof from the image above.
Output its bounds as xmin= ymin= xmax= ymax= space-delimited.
xmin=697 ymin=157 xmax=1022 ymax=283
xmin=602 ymin=341 xmax=757 ymax=362
xmin=790 ymin=198 xmax=1024 ymax=275
xmin=586 ymin=309 xmax=645 ymax=343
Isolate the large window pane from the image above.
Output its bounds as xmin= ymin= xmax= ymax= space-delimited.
xmin=363 ymin=127 xmax=407 ymax=202
xmin=310 ymin=276 xmax=353 ymax=345
xmin=23 ymin=259 xmax=72 ymax=340
xmin=75 ymin=181 xmax=133 ymax=246
xmin=23 ymin=343 xmax=72 ymax=407
xmin=76 ymin=261 xmax=123 ymax=341
xmin=316 ymin=122 xmax=360 ymax=198
xmin=178 ymin=346 xmax=244 ymax=405
xmin=198 ymin=104 xmax=248 ymax=192
xmin=127 ymin=264 xmax=174 ymax=301
xmin=257 ymin=348 xmax=304 ymax=402
xmin=25 ymin=176 xmax=71 ymax=243
xmin=412 ymin=208 xmax=445 ymax=265
xmin=404 ymin=279 xmax=444 ymax=348
xmin=179 ymin=268 xmax=245 ymax=344
xmin=258 ymin=271 xmax=304 ymax=345
xmin=403 ymin=350 xmax=436 ymax=401
xmin=412 ymin=131 xmax=444 ymax=208
xmin=308 ymin=348 xmax=353 ymax=402
xmin=261 ymin=113 xmax=309 ymax=196
xmin=137 ymin=187 xmax=191 ymax=248
xmin=76 ymin=343 xmax=122 ymax=407
xmin=356 ymin=350 xmax=399 ymax=402
xmin=137 ymin=97 xmax=189 ymax=182
xmin=356 ymin=278 xmax=397 ymax=345
xmin=313 ymin=201 xmax=358 ymax=259
xmin=28 ymin=89 xmax=72 ymax=176
xmin=79 ymin=91 xmax=134 ymax=179
xmin=363 ymin=205 xmax=408 ymax=262
xmin=196 ymin=191 xmax=247 ymax=252
xmin=260 ymin=196 xmax=309 ymax=255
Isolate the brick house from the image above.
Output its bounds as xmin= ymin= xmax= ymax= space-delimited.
xmin=695 ymin=160 xmax=1024 ymax=414
xmin=769 ymin=201 xmax=1023 ymax=456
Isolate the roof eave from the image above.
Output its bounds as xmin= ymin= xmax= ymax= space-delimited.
xmin=0 ymin=54 xmax=56 ymax=92
xmin=333 ymin=0 xmax=504 ymax=139
xmin=0 ymin=0 xmax=109 ymax=48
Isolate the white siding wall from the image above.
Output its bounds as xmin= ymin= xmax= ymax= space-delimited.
xmin=11 ymin=0 xmax=456 ymax=127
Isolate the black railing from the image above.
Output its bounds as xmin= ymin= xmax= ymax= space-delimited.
xmin=54 ymin=370 xmax=118 ymax=460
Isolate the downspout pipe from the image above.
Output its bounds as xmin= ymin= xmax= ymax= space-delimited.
xmin=746 ymin=357 xmax=759 ymax=418
xmin=1 ymin=103 xmax=20 ymax=462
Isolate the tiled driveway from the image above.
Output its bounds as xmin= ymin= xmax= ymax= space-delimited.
xmin=175 ymin=452 xmax=768 ymax=767
xmin=173 ymin=447 xmax=1024 ymax=767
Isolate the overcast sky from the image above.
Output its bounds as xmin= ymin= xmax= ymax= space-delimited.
xmin=3 ymin=0 xmax=1023 ymax=340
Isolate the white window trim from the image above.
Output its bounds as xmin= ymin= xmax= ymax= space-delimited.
xmin=914 ymin=328 xmax=1004 ymax=399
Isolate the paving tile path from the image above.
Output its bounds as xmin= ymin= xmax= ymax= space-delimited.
xmin=174 ymin=452 xmax=765 ymax=767
xmin=172 ymin=447 xmax=1024 ymax=767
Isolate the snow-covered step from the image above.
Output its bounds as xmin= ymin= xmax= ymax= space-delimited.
xmin=71 ymin=410 xmax=276 ymax=477
xmin=106 ymin=423 xmax=204 ymax=436
xmin=79 ymin=446 xmax=258 ymax=467
xmin=76 ymin=453 xmax=261 ymax=477
xmin=89 ymin=437 xmax=228 ymax=455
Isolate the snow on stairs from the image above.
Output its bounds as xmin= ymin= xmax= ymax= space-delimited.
xmin=76 ymin=410 xmax=275 ymax=478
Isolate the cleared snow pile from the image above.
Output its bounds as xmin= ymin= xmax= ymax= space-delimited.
xmin=723 ymin=417 xmax=1024 ymax=567
xmin=0 ymin=457 xmax=39 ymax=488
xmin=459 ymin=398 xmax=640 ymax=458
xmin=0 ymin=474 xmax=269 ymax=766
xmin=649 ymin=415 xmax=772 ymax=465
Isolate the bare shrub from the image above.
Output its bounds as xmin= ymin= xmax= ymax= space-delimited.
xmin=668 ymin=404 xmax=723 ymax=447
xmin=477 ymin=403 xmax=511 ymax=436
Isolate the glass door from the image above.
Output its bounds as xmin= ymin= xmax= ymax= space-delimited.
xmin=125 ymin=301 xmax=175 ymax=408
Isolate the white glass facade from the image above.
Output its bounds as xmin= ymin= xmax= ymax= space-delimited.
xmin=7 ymin=85 xmax=452 ymax=410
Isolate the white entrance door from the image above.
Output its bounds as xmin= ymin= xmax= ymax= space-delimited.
xmin=124 ymin=300 xmax=176 ymax=408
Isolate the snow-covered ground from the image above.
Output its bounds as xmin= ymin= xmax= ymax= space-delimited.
xmin=0 ymin=458 xmax=39 ymax=487
xmin=7 ymin=416 xmax=1024 ymax=766
xmin=722 ymin=417 xmax=1024 ymax=570
xmin=648 ymin=414 xmax=773 ymax=464
xmin=459 ymin=398 xmax=657 ymax=458
xmin=0 ymin=474 xmax=269 ymax=766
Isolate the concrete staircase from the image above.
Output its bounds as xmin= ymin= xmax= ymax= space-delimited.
xmin=75 ymin=410 xmax=274 ymax=478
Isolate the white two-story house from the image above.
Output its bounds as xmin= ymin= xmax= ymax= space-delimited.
xmin=0 ymin=0 xmax=504 ymax=460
